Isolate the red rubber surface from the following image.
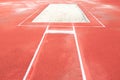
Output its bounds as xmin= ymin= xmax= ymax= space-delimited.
xmin=29 ymin=34 xmax=82 ymax=80
xmin=0 ymin=0 xmax=120 ymax=80
xmin=75 ymin=28 xmax=120 ymax=80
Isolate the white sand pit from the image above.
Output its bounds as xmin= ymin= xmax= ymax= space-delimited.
xmin=32 ymin=4 xmax=90 ymax=23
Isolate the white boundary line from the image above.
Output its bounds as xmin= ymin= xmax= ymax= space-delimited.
xmin=73 ymin=25 xmax=86 ymax=80
xmin=46 ymin=30 xmax=74 ymax=34
xmin=18 ymin=24 xmax=104 ymax=28
xmin=78 ymin=2 xmax=105 ymax=28
xmin=23 ymin=24 xmax=86 ymax=80
xmin=18 ymin=9 xmax=40 ymax=26
xmin=23 ymin=25 xmax=49 ymax=80
xmin=88 ymin=11 xmax=105 ymax=27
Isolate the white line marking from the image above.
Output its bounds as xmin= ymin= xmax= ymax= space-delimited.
xmin=78 ymin=3 xmax=105 ymax=28
xmin=18 ymin=9 xmax=40 ymax=26
xmin=88 ymin=11 xmax=105 ymax=27
xmin=23 ymin=25 xmax=49 ymax=80
xmin=74 ymin=26 xmax=103 ymax=27
xmin=17 ymin=24 xmax=103 ymax=28
xmin=17 ymin=24 xmax=47 ymax=27
xmin=46 ymin=30 xmax=74 ymax=34
xmin=73 ymin=25 xmax=86 ymax=80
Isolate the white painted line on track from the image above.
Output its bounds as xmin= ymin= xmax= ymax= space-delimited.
xmin=88 ymin=11 xmax=105 ymax=27
xmin=78 ymin=2 xmax=105 ymax=28
xmin=46 ymin=30 xmax=74 ymax=34
xmin=73 ymin=25 xmax=86 ymax=80
xmin=18 ymin=9 xmax=40 ymax=26
xmin=23 ymin=25 xmax=49 ymax=80
xmin=18 ymin=24 xmax=47 ymax=27
xmin=17 ymin=24 xmax=104 ymax=28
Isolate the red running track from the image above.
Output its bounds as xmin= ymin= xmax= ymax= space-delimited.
xmin=0 ymin=0 xmax=120 ymax=80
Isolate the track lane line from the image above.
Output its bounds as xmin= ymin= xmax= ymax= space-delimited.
xmin=78 ymin=2 xmax=105 ymax=27
xmin=73 ymin=25 xmax=86 ymax=80
xmin=18 ymin=9 xmax=40 ymax=26
xmin=23 ymin=25 xmax=49 ymax=80
xmin=46 ymin=30 xmax=74 ymax=34
xmin=88 ymin=11 xmax=105 ymax=27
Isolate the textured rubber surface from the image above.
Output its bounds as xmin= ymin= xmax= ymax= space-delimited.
xmin=0 ymin=0 xmax=120 ymax=80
